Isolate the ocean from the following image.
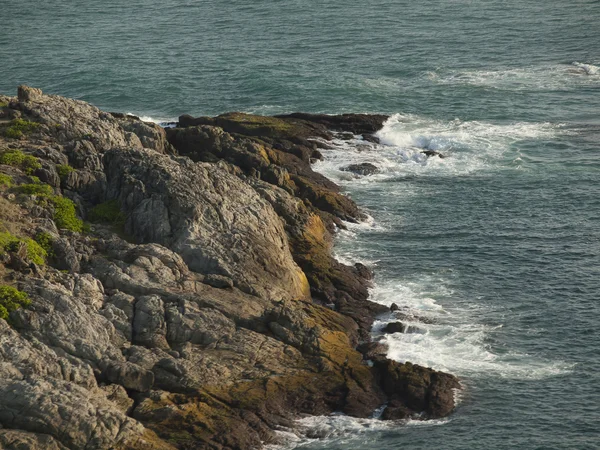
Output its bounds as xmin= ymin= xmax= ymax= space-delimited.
xmin=2 ymin=1 xmax=599 ymax=448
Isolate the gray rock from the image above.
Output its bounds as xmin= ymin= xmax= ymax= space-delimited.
xmin=16 ymin=85 xmax=143 ymax=153
xmin=104 ymin=360 xmax=155 ymax=392
xmin=341 ymin=162 xmax=380 ymax=176
xmin=132 ymin=295 xmax=169 ymax=349
xmin=383 ymin=321 xmax=407 ymax=334
xmin=165 ymin=300 xmax=235 ymax=346
xmin=103 ymin=147 xmax=310 ymax=301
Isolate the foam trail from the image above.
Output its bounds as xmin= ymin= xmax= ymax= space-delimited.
xmin=312 ymin=114 xmax=562 ymax=187
xmin=427 ymin=62 xmax=600 ymax=90
xmin=265 ymin=414 xmax=451 ymax=449
xmin=572 ymin=61 xmax=599 ymax=75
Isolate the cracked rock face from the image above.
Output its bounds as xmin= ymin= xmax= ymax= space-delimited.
xmin=0 ymin=86 xmax=460 ymax=449
xmin=103 ymin=147 xmax=310 ymax=301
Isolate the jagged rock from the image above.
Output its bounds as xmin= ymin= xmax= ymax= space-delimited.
xmin=132 ymin=295 xmax=169 ymax=349
xmin=422 ymin=150 xmax=445 ymax=158
xmin=0 ymin=377 xmax=166 ymax=449
xmin=98 ymin=384 xmax=135 ymax=414
xmin=275 ymin=112 xmax=389 ymax=134
xmin=113 ymin=114 xmax=176 ymax=154
xmin=104 ymin=360 xmax=155 ymax=392
xmin=341 ymin=162 xmax=380 ymax=176
xmin=357 ymin=341 xmax=388 ymax=360
xmin=165 ymin=300 xmax=235 ymax=346
xmin=103 ymin=147 xmax=310 ymax=301
xmin=380 ymin=400 xmax=413 ymax=420
xmin=202 ymin=273 xmax=234 ymax=289
xmin=11 ymin=279 xmax=125 ymax=363
xmin=0 ymin=87 xmax=460 ymax=449
xmin=0 ymin=320 xmax=96 ymax=388
xmin=15 ymin=85 xmax=143 ymax=152
xmin=376 ymin=360 xmax=460 ymax=419
xmin=51 ymin=236 xmax=81 ymax=272
xmin=383 ymin=321 xmax=407 ymax=334
xmin=0 ymin=430 xmax=68 ymax=450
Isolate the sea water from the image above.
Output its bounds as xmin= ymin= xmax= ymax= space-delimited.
xmin=2 ymin=1 xmax=599 ymax=448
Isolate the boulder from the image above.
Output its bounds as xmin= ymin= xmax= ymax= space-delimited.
xmin=383 ymin=321 xmax=407 ymax=334
xmin=341 ymin=162 xmax=380 ymax=176
xmin=422 ymin=150 xmax=445 ymax=158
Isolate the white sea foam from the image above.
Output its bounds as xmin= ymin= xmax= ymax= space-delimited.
xmin=281 ymin=111 xmax=574 ymax=448
xmin=265 ymin=413 xmax=450 ymax=449
xmin=312 ymin=113 xmax=562 ymax=186
xmin=427 ymin=62 xmax=599 ymax=90
xmin=125 ymin=113 xmax=178 ymax=127
xmin=572 ymin=61 xmax=599 ymax=75
xmin=368 ymin=278 xmax=575 ymax=380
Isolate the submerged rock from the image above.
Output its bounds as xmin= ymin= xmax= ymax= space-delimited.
xmin=341 ymin=162 xmax=380 ymax=176
xmin=422 ymin=149 xmax=446 ymax=158
xmin=383 ymin=321 xmax=407 ymax=334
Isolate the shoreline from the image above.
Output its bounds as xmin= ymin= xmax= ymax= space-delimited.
xmin=0 ymin=86 xmax=460 ymax=449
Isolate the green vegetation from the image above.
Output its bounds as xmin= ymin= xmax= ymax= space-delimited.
xmin=35 ymin=231 xmax=54 ymax=256
xmin=56 ymin=164 xmax=74 ymax=181
xmin=0 ymin=174 xmax=12 ymax=187
xmin=51 ymin=196 xmax=84 ymax=232
xmin=218 ymin=112 xmax=295 ymax=138
xmin=0 ymin=149 xmax=42 ymax=174
xmin=0 ymin=101 xmax=8 ymax=108
xmin=0 ymin=285 xmax=31 ymax=321
xmin=7 ymin=173 xmax=83 ymax=232
xmin=89 ymin=200 xmax=126 ymax=225
xmin=0 ymin=231 xmax=47 ymax=265
xmin=2 ymin=118 xmax=40 ymax=139
xmin=15 ymin=183 xmax=54 ymax=196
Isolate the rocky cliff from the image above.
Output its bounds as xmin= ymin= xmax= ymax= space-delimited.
xmin=0 ymin=86 xmax=459 ymax=450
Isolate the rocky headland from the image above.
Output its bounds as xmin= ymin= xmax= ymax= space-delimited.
xmin=0 ymin=86 xmax=459 ymax=450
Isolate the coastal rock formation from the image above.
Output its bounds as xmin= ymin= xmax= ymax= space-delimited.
xmin=341 ymin=162 xmax=380 ymax=176
xmin=0 ymin=86 xmax=460 ymax=449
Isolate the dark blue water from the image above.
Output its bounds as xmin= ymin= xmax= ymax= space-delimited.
xmin=2 ymin=1 xmax=600 ymax=448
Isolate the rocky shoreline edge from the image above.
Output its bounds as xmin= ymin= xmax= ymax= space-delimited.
xmin=0 ymin=86 xmax=460 ymax=450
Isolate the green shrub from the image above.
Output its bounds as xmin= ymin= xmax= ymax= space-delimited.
xmin=34 ymin=232 xmax=53 ymax=256
xmin=2 ymin=119 xmax=40 ymax=139
xmin=51 ymin=196 xmax=83 ymax=232
xmin=89 ymin=200 xmax=126 ymax=225
xmin=15 ymin=183 xmax=54 ymax=196
xmin=0 ymin=101 xmax=8 ymax=108
xmin=0 ymin=285 xmax=31 ymax=321
xmin=0 ymin=174 xmax=12 ymax=187
xmin=0 ymin=231 xmax=47 ymax=265
xmin=0 ymin=149 xmax=41 ymax=174
xmin=22 ymin=238 xmax=47 ymax=265
xmin=0 ymin=231 xmax=19 ymax=253
xmin=56 ymin=164 xmax=74 ymax=181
